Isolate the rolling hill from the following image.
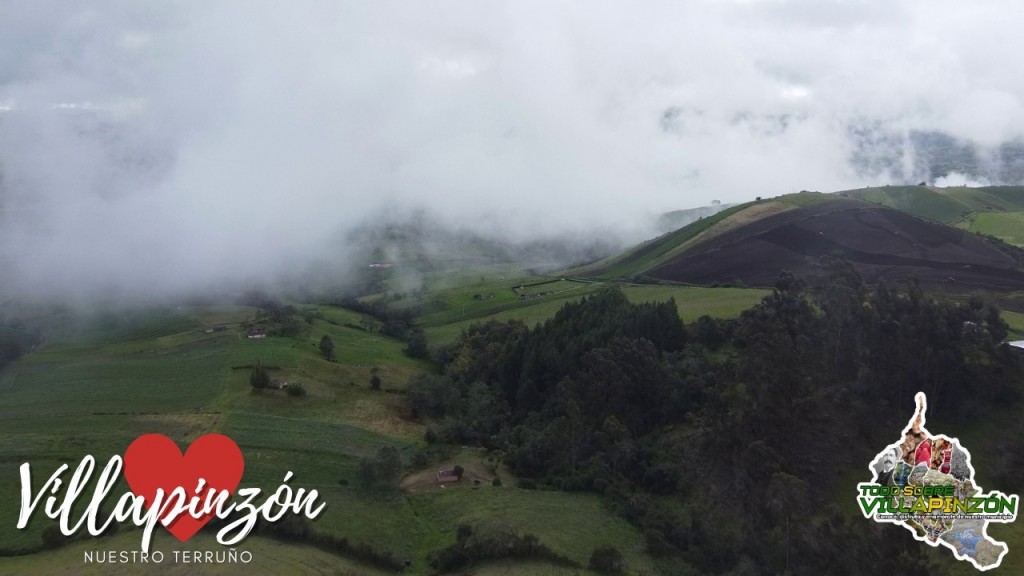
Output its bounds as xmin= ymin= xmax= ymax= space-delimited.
xmin=581 ymin=192 xmax=1024 ymax=306
xmin=841 ymin=185 xmax=1024 ymax=246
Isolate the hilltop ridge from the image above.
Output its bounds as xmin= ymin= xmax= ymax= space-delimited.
xmin=580 ymin=189 xmax=1024 ymax=307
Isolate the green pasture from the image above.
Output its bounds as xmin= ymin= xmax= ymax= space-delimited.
xmin=959 ymin=187 xmax=1024 ymax=211
xmin=778 ymin=190 xmax=838 ymax=206
xmin=411 ymin=487 xmax=657 ymax=573
xmin=0 ymin=303 xmax=657 ymax=574
xmin=844 ymin=186 xmax=1024 ymax=245
xmin=1 ymin=337 xmax=233 ymax=420
xmin=50 ymin=309 xmax=200 ymax=347
xmin=965 ymin=211 xmax=1024 ymax=246
xmin=1003 ymin=311 xmax=1024 ymax=336
xmin=619 ymin=285 xmax=769 ymax=322
xmin=412 ymin=274 xmax=603 ymax=335
xmin=423 ymin=284 xmax=768 ymax=345
xmin=580 ymin=202 xmax=756 ymax=280
xmin=513 ymin=279 xmax=588 ymax=296
xmin=849 ymin=186 xmax=969 ymax=223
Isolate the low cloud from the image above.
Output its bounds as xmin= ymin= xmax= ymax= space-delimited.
xmin=933 ymin=172 xmax=991 ymax=188
xmin=1 ymin=0 xmax=1023 ymax=300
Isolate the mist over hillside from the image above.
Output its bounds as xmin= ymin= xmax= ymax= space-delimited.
xmin=849 ymin=126 xmax=1024 ymax=186
xmin=3 ymin=1 xmax=1024 ymax=301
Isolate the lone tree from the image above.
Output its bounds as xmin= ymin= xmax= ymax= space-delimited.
xmin=358 ymin=446 xmax=403 ymax=490
xmin=370 ymin=366 xmax=382 ymax=390
xmin=250 ymin=361 xmax=270 ymax=392
xmin=589 ymin=545 xmax=624 ymax=573
xmin=405 ymin=328 xmax=428 ymax=359
xmin=318 ymin=335 xmax=336 ymax=362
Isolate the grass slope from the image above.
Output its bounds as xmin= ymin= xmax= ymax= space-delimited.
xmin=966 ymin=211 xmax=1024 ymax=246
xmin=576 ymin=202 xmax=763 ymax=279
xmin=590 ymin=193 xmax=1024 ymax=295
xmin=580 ymin=192 xmax=857 ymax=281
xmin=842 ymin=185 xmax=1024 ymax=247
xmin=845 ymin=186 xmax=971 ymax=223
xmin=423 ymin=285 xmax=768 ymax=345
xmin=585 ymin=186 xmax=1024 ymax=295
xmin=0 ymin=302 xmax=667 ymax=574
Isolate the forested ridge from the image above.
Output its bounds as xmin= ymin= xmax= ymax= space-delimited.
xmin=410 ymin=254 xmax=1024 ymax=575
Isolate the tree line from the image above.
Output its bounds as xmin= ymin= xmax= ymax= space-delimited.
xmin=409 ymin=254 xmax=1024 ymax=575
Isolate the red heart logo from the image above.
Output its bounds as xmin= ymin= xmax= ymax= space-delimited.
xmin=123 ymin=433 xmax=245 ymax=542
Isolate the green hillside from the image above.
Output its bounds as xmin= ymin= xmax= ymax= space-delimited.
xmin=3 ymin=264 xmax=1024 ymax=574
xmin=6 ymin=192 xmax=1024 ymax=573
xmin=574 ymin=202 xmax=753 ymax=279
xmin=589 ymin=186 xmax=1024 ymax=288
xmin=6 ymin=288 xmax=741 ymax=573
xmin=964 ymin=211 xmax=1024 ymax=246
xmin=422 ymin=284 xmax=768 ymax=345
xmin=562 ymin=188 xmax=1024 ymax=311
xmin=842 ymin=185 xmax=1024 ymax=246
xmin=843 ymin=185 xmax=1024 ymax=222
xmin=579 ymin=191 xmax=883 ymax=282
xmin=577 ymin=200 xmax=791 ymax=280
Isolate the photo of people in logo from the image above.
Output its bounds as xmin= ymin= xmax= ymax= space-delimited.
xmin=871 ymin=398 xmax=971 ymax=488
xmin=865 ymin=394 xmax=1012 ymax=569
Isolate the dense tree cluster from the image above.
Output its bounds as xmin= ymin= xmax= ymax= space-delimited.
xmin=428 ymin=523 xmax=574 ymax=573
xmin=249 ymin=361 xmax=270 ymax=391
xmin=242 ymin=294 xmax=306 ymax=337
xmin=0 ymin=326 xmax=37 ymax=371
xmin=334 ymin=297 xmax=418 ymax=341
xmin=409 ymin=256 xmax=1024 ymax=575
xmin=589 ymin=544 xmax=624 ymax=573
xmin=358 ymin=446 xmax=403 ymax=491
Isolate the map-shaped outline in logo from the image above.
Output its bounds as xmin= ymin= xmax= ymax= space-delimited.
xmin=858 ymin=392 xmax=1019 ymax=571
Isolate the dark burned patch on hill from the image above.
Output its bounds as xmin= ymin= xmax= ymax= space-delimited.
xmin=647 ymin=201 xmax=1024 ymax=293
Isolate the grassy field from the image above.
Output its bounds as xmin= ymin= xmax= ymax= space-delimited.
xmin=421 ymin=285 xmax=586 ymax=328
xmin=842 ymin=185 xmax=1024 ymax=249
xmin=575 ymin=192 xmax=844 ymax=281
xmin=422 ymin=290 xmax=599 ymax=345
xmin=1004 ymin=311 xmax=1024 ymax=336
xmin=956 ymin=186 xmax=1024 ymax=211
xmin=422 ymin=283 xmax=769 ymax=345
xmin=0 ymin=300 xmax=667 ymax=574
xmin=778 ymin=190 xmax=843 ymax=206
xmin=619 ymin=285 xmax=769 ymax=322
xmin=0 ymin=306 xmax=425 ymax=557
xmin=575 ymin=202 xmax=761 ymax=279
xmin=965 ymin=211 xmax=1024 ymax=246
xmin=848 ymin=186 xmax=970 ymax=223
xmin=24 ymin=266 xmax=1017 ymax=574
xmin=411 ymin=487 xmax=658 ymax=572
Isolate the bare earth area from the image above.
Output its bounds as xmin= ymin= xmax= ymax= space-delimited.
xmin=649 ymin=202 xmax=1024 ymax=297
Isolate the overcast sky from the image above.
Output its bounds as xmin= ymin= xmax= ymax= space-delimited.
xmin=2 ymin=0 xmax=1023 ymax=299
